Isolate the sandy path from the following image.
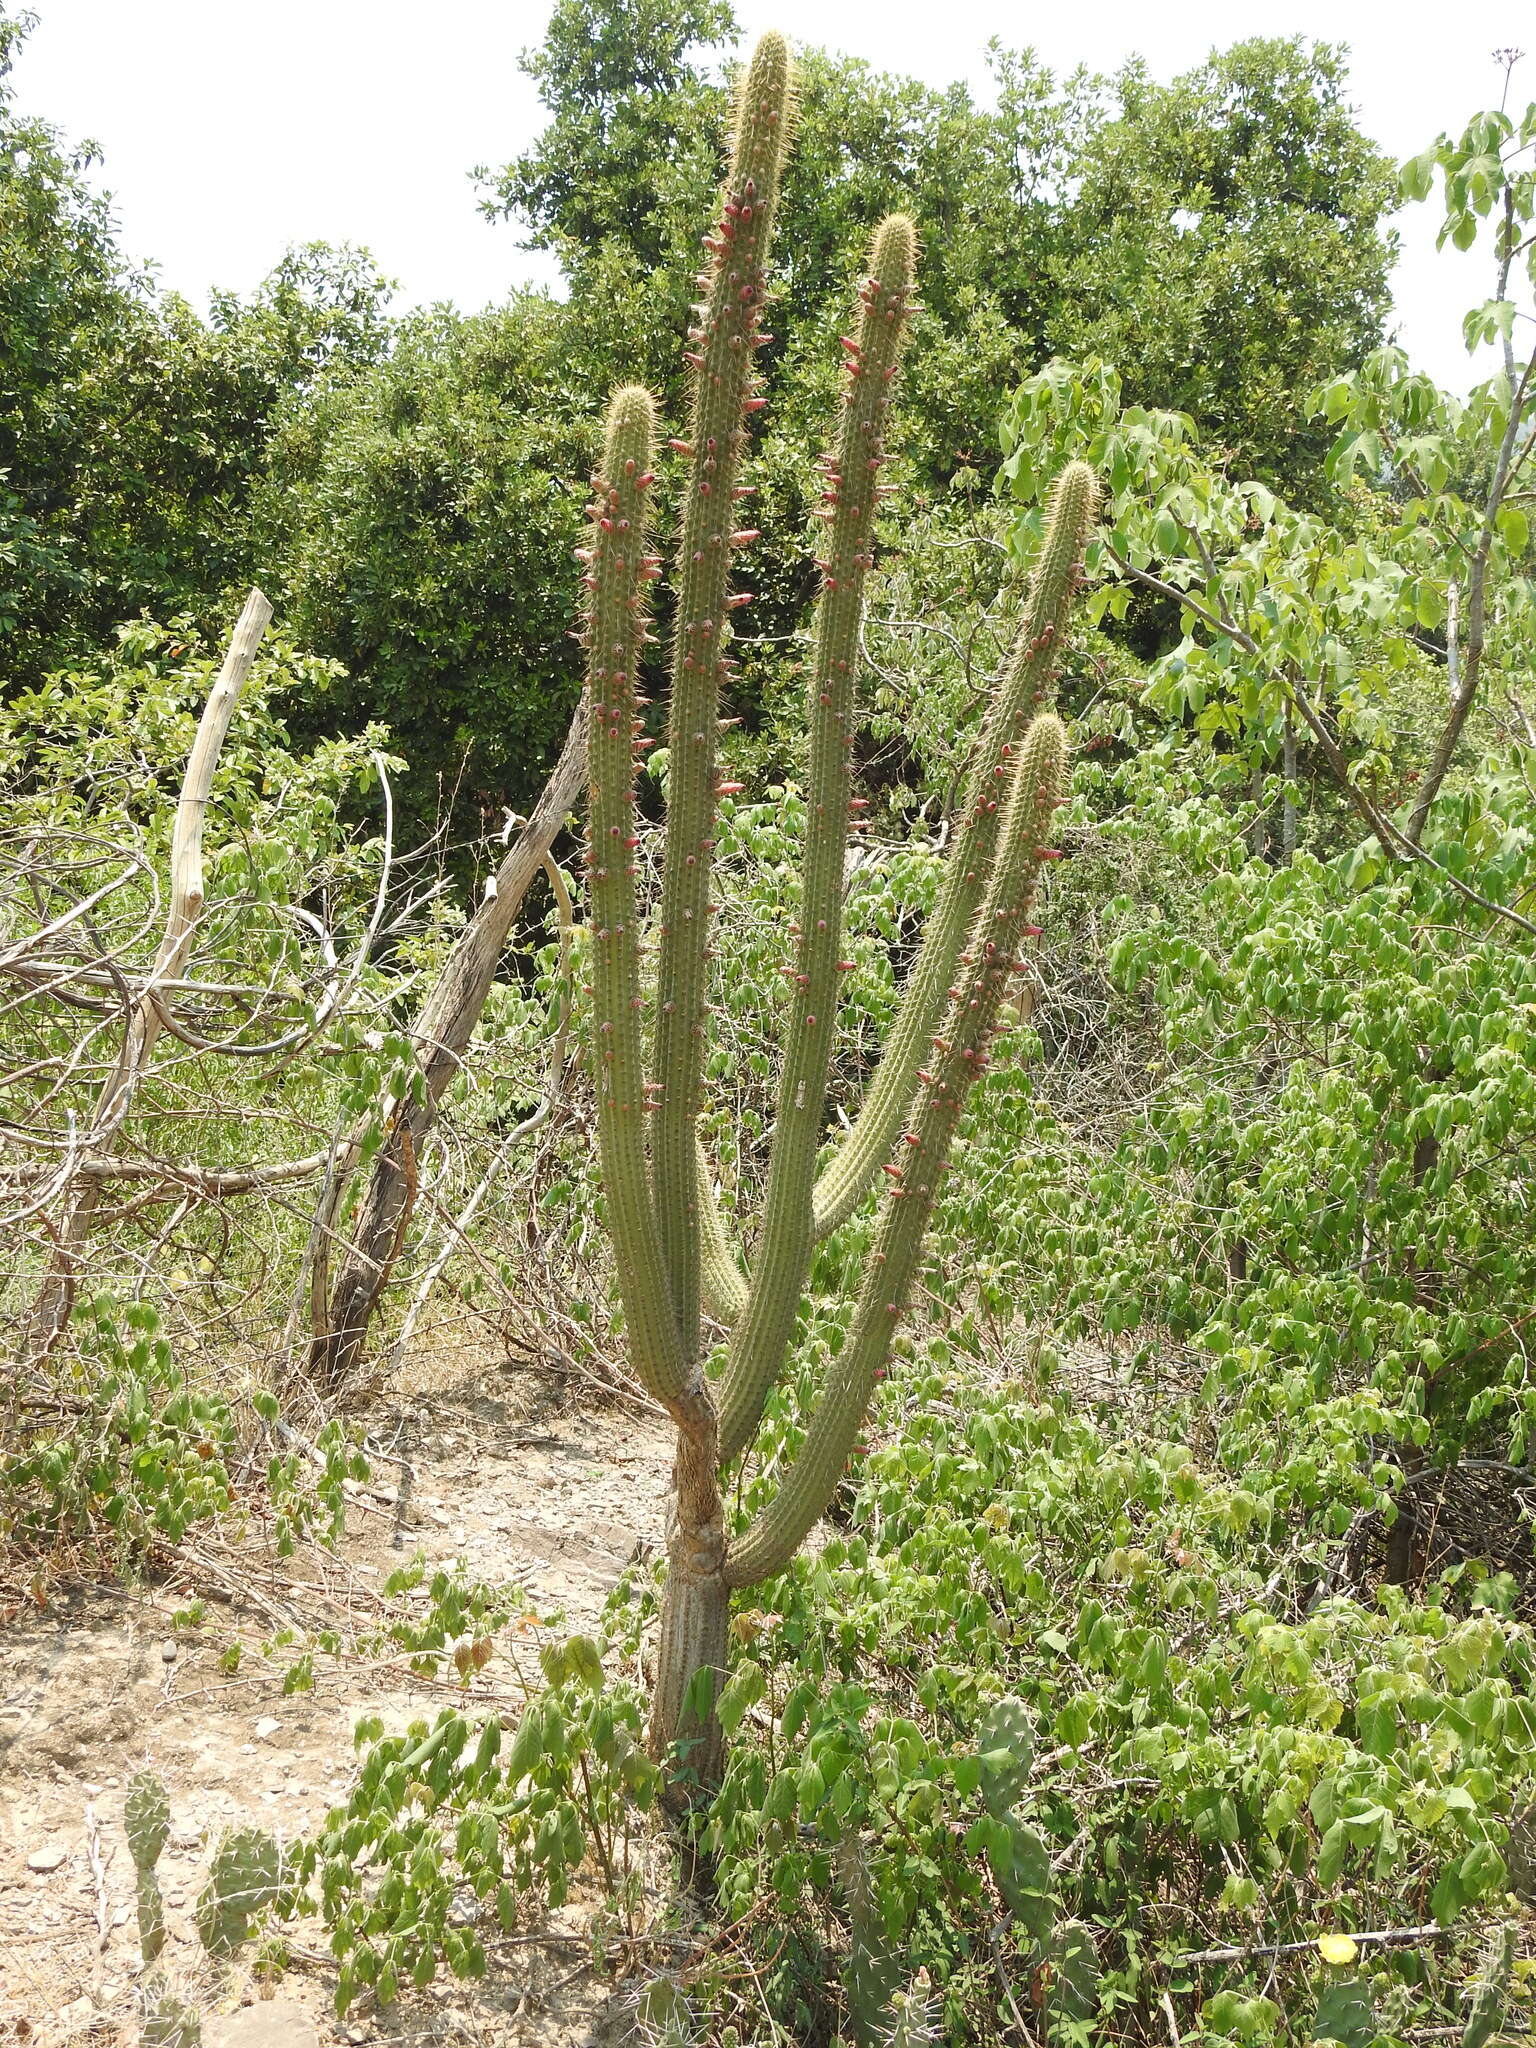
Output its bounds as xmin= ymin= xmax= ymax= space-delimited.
xmin=0 ymin=1354 xmax=675 ymax=2047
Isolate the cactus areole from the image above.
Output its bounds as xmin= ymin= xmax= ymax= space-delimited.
xmin=580 ymin=31 xmax=1099 ymax=1795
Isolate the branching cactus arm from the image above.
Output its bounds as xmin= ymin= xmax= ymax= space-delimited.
xmin=696 ymin=1129 xmax=750 ymax=1326
xmin=810 ymin=462 xmax=1099 ymax=1239
xmin=725 ymin=715 xmax=1069 ymax=1588
xmin=695 ymin=465 xmax=1097 ymax=1325
xmin=583 ymin=387 xmax=700 ymax=1420
xmin=651 ymin=34 xmax=794 ymax=1357
xmin=714 ymin=214 xmax=918 ymax=1469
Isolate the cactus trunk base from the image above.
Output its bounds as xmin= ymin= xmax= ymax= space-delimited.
xmin=649 ymin=1428 xmax=729 ymax=1802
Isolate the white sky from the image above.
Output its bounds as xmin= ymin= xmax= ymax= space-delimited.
xmin=11 ymin=0 xmax=1529 ymax=394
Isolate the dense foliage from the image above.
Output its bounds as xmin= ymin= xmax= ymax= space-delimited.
xmin=0 ymin=12 xmax=391 ymax=679
xmin=0 ymin=0 xmax=1400 ymax=842
xmin=493 ymin=0 xmax=1395 ymax=492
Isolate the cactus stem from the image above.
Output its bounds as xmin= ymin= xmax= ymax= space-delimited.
xmin=715 ymin=213 xmax=919 ymax=1470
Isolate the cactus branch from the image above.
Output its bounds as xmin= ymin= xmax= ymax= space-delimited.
xmin=725 ymin=716 xmax=1068 ymax=1587
xmin=810 ymin=463 xmax=1098 ymax=1239
xmin=696 ymin=1129 xmax=749 ymax=1325
xmin=715 ymin=214 xmax=918 ymax=1469
xmin=651 ymin=32 xmax=795 ymax=1359
xmin=585 ymin=387 xmax=700 ymax=1419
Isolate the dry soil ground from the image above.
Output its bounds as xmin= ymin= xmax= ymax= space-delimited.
xmin=0 ymin=1346 xmax=678 ymax=2047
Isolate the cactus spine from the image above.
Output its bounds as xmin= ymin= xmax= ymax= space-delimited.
xmin=125 ymin=1770 xmax=171 ymax=1962
xmin=141 ymin=1989 xmax=201 ymax=2048
xmin=580 ymin=30 xmax=1097 ymax=1789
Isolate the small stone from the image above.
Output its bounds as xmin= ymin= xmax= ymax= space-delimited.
xmin=206 ymin=1998 xmax=320 ymax=2048
xmin=27 ymin=1846 xmax=66 ymax=1872
xmin=161 ymin=1639 xmax=178 ymax=1663
xmin=112 ymin=1903 xmax=131 ymax=1926
xmin=254 ymin=1715 xmax=282 ymax=1741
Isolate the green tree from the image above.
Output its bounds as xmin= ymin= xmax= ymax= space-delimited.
xmin=0 ymin=4 xmax=135 ymax=659
xmin=0 ymin=7 xmax=391 ymax=674
xmin=1044 ymin=40 xmax=1397 ymax=491
xmin=494 ymin=0 xmax=734 ymax=272
xmin=488 ymin=5 xmax=1395 ymax=498
xmin=997 ymin=80 xmax=1536 ymax=908
xmin=469 ymin=2 xmax=1396 ymax=813
xmin=52 ymin=249 xmax=393 ymax=655
xmin=254 ymin=295 xmax=600 ymax=842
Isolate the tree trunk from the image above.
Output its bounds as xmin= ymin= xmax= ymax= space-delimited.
xmin=1386 ymin=1068 xmax=1447 ymax=1586
xmin=307 ymin=698 xmax=587 ymax=1396
xmin=649 ymin=1418 xmax=729 ymax=1802
xmin=1247 ymin=762 xmax=1268 ymax=862
xmin=1281 ymin=710 xmax=1298 ymax=860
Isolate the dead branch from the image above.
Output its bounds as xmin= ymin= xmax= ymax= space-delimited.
xmin=306 ymin=693 xmax=588 ymax=1398
xmin=26 ymin=591 xmax=273 ymax=1354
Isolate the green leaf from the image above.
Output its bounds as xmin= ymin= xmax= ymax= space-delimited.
xmin=1496 ymin=503 xmax=1529 ymax=554
xmin=505 ymin=1706 xmax=543 ymax=1783
xmin=562 ymin=1635 xmax=604 ymax=1691
xmin=1401 ymin=149 xmax=1438 ymax=202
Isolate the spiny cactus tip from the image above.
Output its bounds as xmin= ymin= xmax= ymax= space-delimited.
xmin=732 ymin=31 xmax=796 ymax=176
xmin=1048 ymin=459 xmax=1102 ymax=535
xmin=606 ymin=384 xmax=657 ymax=443
xmin=744 ymin=28 xmax=792 ymax=89
xmin=870 ymin=212 xmax=919 ymax=292
xmin=1024 ymin=711 xmax=1068 ymax=783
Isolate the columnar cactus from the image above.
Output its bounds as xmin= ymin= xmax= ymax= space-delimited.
xmin=580 ymin=30 xmax=1098 ymax=1788
xmin=124 ymin=1770 xmax=171 ymax=1963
